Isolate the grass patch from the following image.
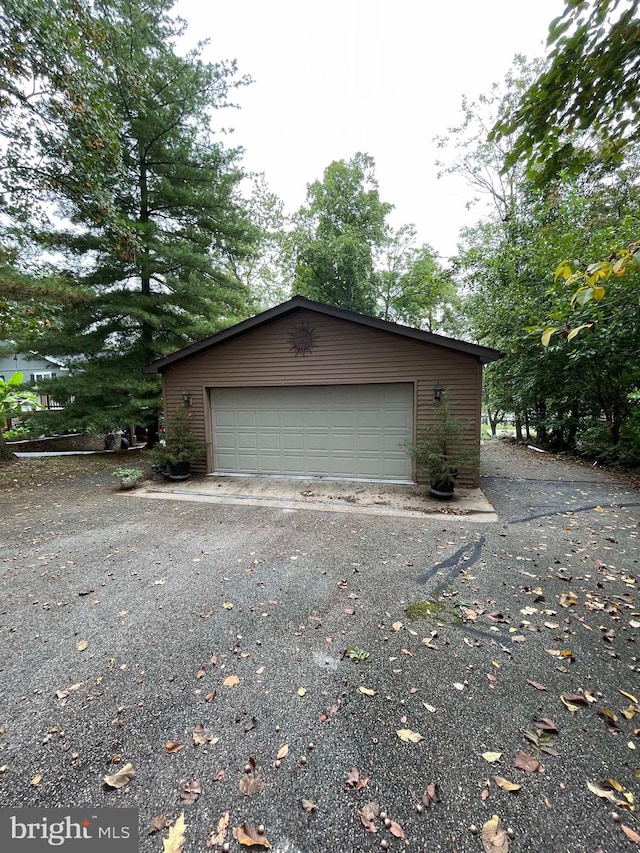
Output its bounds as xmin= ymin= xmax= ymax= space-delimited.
xmin=405 ymin=599 xmax=461 ymax=624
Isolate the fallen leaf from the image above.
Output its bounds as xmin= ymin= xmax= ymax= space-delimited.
xmin=453 ymin=682 xmax=465 ymax=691
xmin=236 ymin=822 xmax=270 ymax=848
xmin=587 ymin=780 xmax=623 ymax=806
xmin=594 ymin=506 xmax=604 ymax=512
xmin=192 ymin=725 xmax=218 ymax=746
xmin=357 ymin=800 xmax=379 ymax=833
xmin=301 ymin=798 xmax=316 ymax=812
xmin=238 ymin=768 xmax=266 ymax=796
xmin=482 ymin=814 xmax=509 ymax=853
xmin=148 ymin=814 xmax=170 ymax=835
xmin=513 ymin=751 xmax=540 ymax=773
xmin=212 ymin=769 xmax=225 ymax=782
xmin=165 ymin=741 xmax=184 ymax=754
xmin=620 ymin=690 xmax=639 ymax=704
xmin=75 ymin=640 xmax=88 ymax=651
xmin=494 ymin=776 xmax=521 ymax=792
xmin=31 ymin=773 xmax=43 ymax=786
xmin=526 ymin=680 xmax=547 ymax=691
xmin=163 ymin=813 xmax=186 ymax=853
xmin=277 ymin=744 xmax=289 ymax=760
xmin=602 ymin=778 xmax=634 ymax=807
xmin=534 ymin=717 xmax=558 ymax=733
xmin=345 ymin=767 xmax=360 ymax=787
xmin=391 ymin=621 xmax=403 ymax=632
xmin=482 ymin=751 xmax=502 ymax=763
xmin=196 ymin=668 xmax=206 ymax=679
xmin=103 ymin=762 xmax=135 ymax=789
xmin=560 ymin=695 xmax=580 ymax=714
xmin=421 ymin=782 xmax=440 ymax=806
xmin=358 ymin=686 xmax=376 ymax=696
xmin=621 ymin=824 xmax=640 ymax=844
xmin=388 ymin=820 xmax=405 ymax=838
xmin=223 ymin=675 xmax=240 ymax=688
xmin=297 ymin=687 xmax=307 ymax=697
xmin=222 ymin=602 xmax=233 ymax=610
xmin=396 ymin=728 xmax=423 ymax=744
xmin=179 ymin=778 xmax=202 ymax=805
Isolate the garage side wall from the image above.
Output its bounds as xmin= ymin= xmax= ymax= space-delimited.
xmin=160 ymin=309 xmax=482 ymax=487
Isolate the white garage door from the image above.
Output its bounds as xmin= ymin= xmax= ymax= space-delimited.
xmin=211 ymin=383 xmax=413 ymax=481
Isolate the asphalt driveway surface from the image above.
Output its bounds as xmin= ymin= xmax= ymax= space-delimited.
xmin=0 ymin=442 xmax=639 ymax=852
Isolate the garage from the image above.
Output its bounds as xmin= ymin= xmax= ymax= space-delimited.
xmin=211 ymin=383 xmax=413 ymax=481
xmin=146 ymin=296 xmax=503 ymax=487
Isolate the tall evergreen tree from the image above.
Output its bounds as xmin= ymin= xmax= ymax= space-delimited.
xmin=2 ymin=0 xmax=255 ymax=434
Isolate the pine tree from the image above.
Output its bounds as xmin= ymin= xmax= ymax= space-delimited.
xmin=2 ymin=0 xmax=255 ymax=435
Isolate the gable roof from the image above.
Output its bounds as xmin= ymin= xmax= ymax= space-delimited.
xmin=145 ymin=295 xmax=503 ymax=373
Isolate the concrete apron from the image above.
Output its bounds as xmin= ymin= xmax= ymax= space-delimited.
xmin=133 ymin=474 xmax=497 ymax=521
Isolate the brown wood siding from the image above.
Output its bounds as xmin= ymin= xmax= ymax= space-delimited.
xmin=161 ymin=308 xmax=483 ymax=486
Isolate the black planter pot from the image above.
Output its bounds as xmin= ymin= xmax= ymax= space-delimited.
xmin=428 ymin=470 xmax=458 ymax=500
xmin=167 ymin=460 xmax=191 ymax=481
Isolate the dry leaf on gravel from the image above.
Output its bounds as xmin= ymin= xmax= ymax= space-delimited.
xmin=277 ymin=744 xmax=289 ymax=760
xmin=346 ymin=767 xmax=360 ymax=787
xmin=31 ymin=773 xmax=43 ymax=786
xmin=301 ymin=798 xmax=316 ymax=812
xmin=179 ymin=778 xmax=201 ymax=805
xmin=621 ymin=824 xmax=640 ymax=844
xmin=75 ymin=640 xmax=88 ymax=651
xmin=206 ymin=811 xmax=229 ymax=848
xmin=513 ymin=751 xmax=540 ymax=773
xmin=421 ymin=783 xmax=440 ymax=807
xmin=358 ymin=686 xmax=376 ymax=696
xmin=396 ymin=728 xmax=423 ymax=744
xmin=526 ymin=680 xmax=547 ymax=691
xmin=148 ymin=814 xmax=170 ymax=835
xmin=192 ymin=725 xmax=218 ymax=746
xmin=236 ymin=822 xmax=270 ymax=848
xmin=165 ymin=741 xmax=184 ymax=754
xmin=163 ymin=813 xmax=186 ymax=853
xmin=494 ymin=776 xmax=521 ymax=792
xmin=357 ymin=800 xmax=379 ymax=834
xmin=103 ymin=763 xmax=135 ymax=789
xmin=223 ymin=675 xmax=240 ymax=688
xmin=239 ymin=769 xmax=265 ymax=797
xmin=388 ymin=820 xmax=405 ymax=838
xmin=481 ymin=814 xmax=509 ymax=853
xmin=482 ymin=751 xmax=502 ymax=763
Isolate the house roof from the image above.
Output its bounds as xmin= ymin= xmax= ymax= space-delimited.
xmin=145 ymin=296 xmax=504 ymax=373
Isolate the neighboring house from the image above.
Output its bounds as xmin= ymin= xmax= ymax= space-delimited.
xmin=0 ymin=350 xmax=68 ymax=412
xmin=146 ymin=296 xmax=503 ymax=487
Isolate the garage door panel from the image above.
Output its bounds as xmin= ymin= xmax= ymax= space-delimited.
xmin=212 ymin=384 xmax=413 ymax=481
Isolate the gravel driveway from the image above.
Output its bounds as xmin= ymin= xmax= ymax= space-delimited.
xmin=0 ymin=442 xmax=639 ymax=852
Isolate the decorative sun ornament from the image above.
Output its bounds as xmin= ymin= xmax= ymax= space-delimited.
xmin=289 ymin=323 xmax=316 ymax=356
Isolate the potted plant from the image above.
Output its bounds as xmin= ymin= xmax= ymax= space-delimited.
xmin=407 ymin=398 xmax=478 ymax=499
xmin=112 ymin=467 xmax=144 ymax=490
xmin=151 ymin=408 xmax=207 ymax=480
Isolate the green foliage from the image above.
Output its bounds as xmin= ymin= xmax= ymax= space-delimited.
xmin=111 ymin=467 xmax=144 ymax=480
xmin=346 ymin=647 xmax=370 ymax=663
xmin=1 ymin=0 xmax=256 ymax=433
xmin=492 ymin=1 xmax=640 ymax=185
xmin=407 ymin=398 xmax=477 ymax=487
xmin=0 ymin=372 xmax=42 ymax=460
xmin=374 ymin=224 xmax=461 ymax=333
xmin=292 ymin=153 xmax=391 ymax=313
xmin=151 ymin=408 xmax=207 ymax=467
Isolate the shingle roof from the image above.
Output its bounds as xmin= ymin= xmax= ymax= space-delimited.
xmin=145 ymin=295 xmax=503 ymax=373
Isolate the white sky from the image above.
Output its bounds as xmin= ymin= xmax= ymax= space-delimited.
xmin=176 ymin=0 xmax=565 ymax=261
